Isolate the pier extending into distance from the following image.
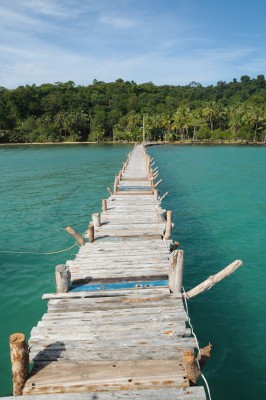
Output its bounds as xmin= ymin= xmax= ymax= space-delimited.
xmin=6 ymin=144 xmax=243 ymax=399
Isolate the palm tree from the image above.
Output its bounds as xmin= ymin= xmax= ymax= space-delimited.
xmin=172 ymin=106 xmax=190 ymax=140
xmin=202 ymin=101 xmax=219 ymax=131
xmin=244 ymin=103 xmax=266 ymax=142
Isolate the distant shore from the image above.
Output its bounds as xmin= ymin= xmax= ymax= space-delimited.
xmin=0 ymin=140 xmax=265 ymax=146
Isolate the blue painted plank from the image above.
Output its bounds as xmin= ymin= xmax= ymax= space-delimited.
xmin=70 ymin=280 xmax=168 ymax=292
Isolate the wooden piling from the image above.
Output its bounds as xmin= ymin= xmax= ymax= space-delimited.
xmin=164 ymin=210 xmax=172 ymax=240
xmin=92 ymin=212 xmax=101 ymax=227
xmin=9 ymin=333 xmax=29 ymax=396
xmin=102 ymin=199 xmax=107 ymax=212
xmin=169 ymin=250 xmax=184 ymax=293
xmin=87 ymin=223 xmax=94 ymax=242
xmin=55 ymin=264 xmax=71 ymax=293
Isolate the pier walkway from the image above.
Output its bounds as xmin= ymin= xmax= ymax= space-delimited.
xmin=7 ymin=144 xmax=207 ymax=399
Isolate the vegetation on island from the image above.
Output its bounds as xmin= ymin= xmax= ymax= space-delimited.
xmin=0 ymin=75 xmax=266 ymax=144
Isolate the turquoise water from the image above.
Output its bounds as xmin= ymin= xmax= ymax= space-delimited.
xmin=0 ymin=144 xmax=265 ymax=399
xmin=0 ymin=144 xmax=131 ymax=396
xmin=149 ymin=145 xmax=266 ymax=400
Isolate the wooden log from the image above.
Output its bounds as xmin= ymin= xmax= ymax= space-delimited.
xmin=170 ymin=241 xmax=180 ymax=252
xmin=64 ymin=226 xmax=85 ymax=246
xmin=102 ymin=199 xmax=107 ymax=212
xmin=154 ymin=189 xmax=159 ymax=201
xmin=9 ymin=333 xmax=29 ymax=395
xmin=153 ymin=172 xmax=159 ymax=180
xmin=87 ymin=223 xmax=94 ymax=243
xmin=197 ymin=343 xmax=212 ymax=370
xmin=184 ymin=260 xmax=243 ymax=299
xmin=154 ymin=178 xmax=162 ymax=188
xmin=169 ymin=250 xmax=184 ymax=293
xmin=160 ymin=191 xmax=169 ymax=202
xmin=55 ymin=264 xmax=71 ymax=293
xmin=106 ymin=186 xmax=113 ymax=196
xmin=164 ymin=210 xmax=172 ymax=240
xmin=182 ymin=350 xmax=201 ymax=386
xmin=92 ymin=212 xmax=101 ymax=227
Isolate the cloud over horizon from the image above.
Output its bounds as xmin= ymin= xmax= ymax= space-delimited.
xmin=1 ymin=0 xmax=266 ymax=88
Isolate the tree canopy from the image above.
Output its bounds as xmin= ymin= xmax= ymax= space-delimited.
xmin=0 ymin=75 xmax=266 ymax=143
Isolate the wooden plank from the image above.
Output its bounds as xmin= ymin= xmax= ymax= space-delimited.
xmin=23 ymin=359 xmax=189 ymax=394
xmin=5 ymin=387 xmax=207 ymax=399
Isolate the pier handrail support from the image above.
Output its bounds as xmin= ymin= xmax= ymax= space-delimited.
xmin=184 ymin=260 xmax=243 ymax=299
xmin=55 ymin=264 xmax=71 ymax=293
xmin=169 ymin=250 xmax=184 ymax=293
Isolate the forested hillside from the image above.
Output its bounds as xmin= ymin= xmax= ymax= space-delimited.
xmin=0 ymin=75 xmax=266 ymax=143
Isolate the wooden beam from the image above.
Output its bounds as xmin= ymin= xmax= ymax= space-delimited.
xmin=106 ymin=186 xmax=113 ymax=196
xmin=154 ymin=178 xmax=162 ymax=188
xmin=64 ymin=226 xmax=85 ymax=246
xmin=160 ymin=192 xmax=169 ymax=202
xmin=184 ymin=260 xmax=243 ymax=299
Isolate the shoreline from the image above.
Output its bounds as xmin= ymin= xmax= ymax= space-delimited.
xmin=0 ymin=140 xmax=265 ymax=147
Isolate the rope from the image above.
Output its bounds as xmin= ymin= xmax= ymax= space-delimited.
xmin=0 ymin=227 xmax=89 ymax=256
xmin=0 ymin=242 xmax=78 ymax=255
xmin=182 ymin=286 xmax=212 ymax=400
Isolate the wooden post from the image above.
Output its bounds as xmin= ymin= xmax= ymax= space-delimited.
xmin=88 ymin=223 xmax=94 ymax=242
xmin=102 ymin=199 xmax=107 ymax=212
xmin=169 ymin=250 xmax=184 ymax=293
xmin=9 ymin=333 xmax=29 ymax=396
xmin=171 ymin=241 xmax=180 ymax=252
xmin=154 ymin=189 xmax=159 ymax=201
xmin=184 ymin=260 xmax=243 ymax=299
xmin=64 ymin=226 xmax=85 ymax=246
xmin=164 ymin=210 xmax=172 ymax=240
xmin=150 ymin=177 xmax=155 ymax=193
xmin=182 ymin=350 xmax=201 ymax=385
xmin=92 ymin=212 xmax=101 ymax=227
xmin=55 ymin=264 xmax=71 ymax=293
xmin=153 ymin=172 xmax=159 ymax=180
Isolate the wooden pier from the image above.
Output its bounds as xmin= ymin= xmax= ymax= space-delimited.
xmin=6 ymin=144 xmax=209 ymax=399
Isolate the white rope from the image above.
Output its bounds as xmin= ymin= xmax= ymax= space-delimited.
xmin=0 ymin=242 xmax=78 ymax=255
xmin=182 ymin=286 xmax=212 ymax=400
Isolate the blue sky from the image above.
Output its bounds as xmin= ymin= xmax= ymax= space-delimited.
xmin=1 ymin=0 xmax=266 ymax=88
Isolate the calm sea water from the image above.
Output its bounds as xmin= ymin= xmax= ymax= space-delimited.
xmin=0 ymin=144 xmax=265 ymax=399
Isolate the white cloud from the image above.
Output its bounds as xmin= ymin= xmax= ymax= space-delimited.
xmin=99 ymin=14 xmax=137 ymax=29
